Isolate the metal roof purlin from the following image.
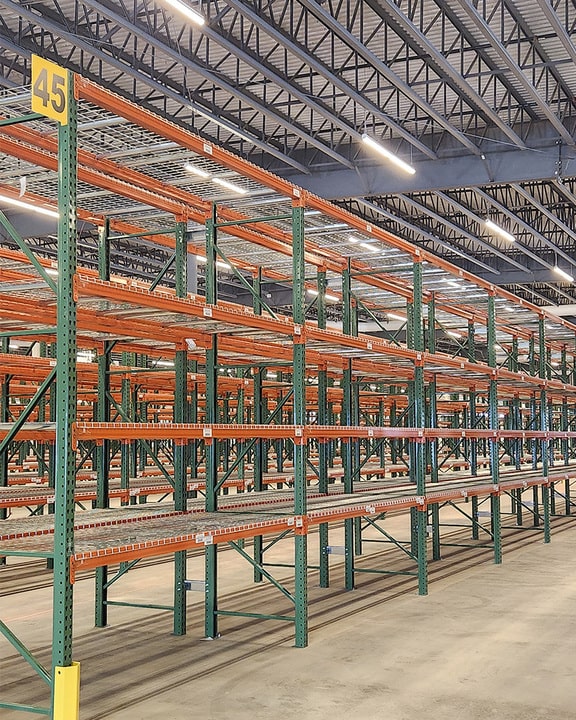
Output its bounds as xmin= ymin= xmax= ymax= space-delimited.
xmin=0 ymin=0 xmax=349 ymax=172
xmin=220 ymin=0 xmax=437 ymax=161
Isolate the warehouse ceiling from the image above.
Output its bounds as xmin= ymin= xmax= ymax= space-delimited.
xmin=0 ymin=0 xmax=576 ymax=308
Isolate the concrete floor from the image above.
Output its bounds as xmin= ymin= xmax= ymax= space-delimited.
xmin=2 ymin=516 xmax=576 ymax=719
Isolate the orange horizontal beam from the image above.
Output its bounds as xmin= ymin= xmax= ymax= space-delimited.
xmin=69 ymin=515 xmax=296 ymax=581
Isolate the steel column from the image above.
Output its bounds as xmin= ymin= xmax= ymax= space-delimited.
xmin=538 ymin=318 xmax=551 ymax=542
xmin=412 ymin=260 xmax=427 ymax=594
xmin=94 ymin=218 xmax=111 ymax=628
xmin=173 ymin=220 xmax=188 ymax=634
xmin=487 ymin=294 xmax=502 ymax=564
xmin=252 ymin=268 xmax=264 ymax=582
xmin=341 ymin=263 xmax=354 ymax=591
xmin=51 ymin=67 xmax=79 ymax=715
xmin=317 ymin=269 xmax=330 ymax=588
xmin=204 ymin=206 xmax=219 ymax=640
xmin=0 ymin=337 xmax=8 ymax=566
xmin=292 ymin=202 xmax=308 ymax=647
xmin=427 ymin=296 xmax=440 ymax=560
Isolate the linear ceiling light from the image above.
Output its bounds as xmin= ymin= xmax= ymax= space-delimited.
xmin=485 ymin=219 xmax=515 ymax=243
xmin=306 ymin=288 xmax=339 ymax=302
xmin=553 ymin=265 xmax=574 ymax=283
xmin=361 ymin=134 xmax=416 ymax=175
xmin=195 ymin=255 xmax=231 ymax=270
xmin=184 ymin=162 xmax=210 ymax=178
xmin=387 ymin=312 xmax=405 ymax=322
xmin=163 ymin=0 xmax=205 ymax=25
xmin=0 ymin=193 xmax=59 ymax=218
xmin=212 ymin=177 xmax=247 ymax=195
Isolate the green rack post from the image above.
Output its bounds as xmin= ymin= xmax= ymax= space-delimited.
xmin=316 ymin=270 xmax=330 ymax=588
xmin=205 ymin=205 xmax=219 ymax=640
xmin=412 ymin=260 xmax=428 ymax=594
xmin=538 ymin=317 xmax=551 ymax=542
xmin=94 ymin=219 xmax=111 ymax=629
xmin=174 ymin=220 xmax=188 ymax=634
xmin=341 ymin=262 xmax=355 ymax=591
xmin=487 ymin=293 xmax=502 ymax=564
xmin=51 ymin=66 xmax=81 ymax=718
xmin=292 ymin=201 xmax=308 ymax=648
xmin=427 ymin=296 xmax=441 ymax=560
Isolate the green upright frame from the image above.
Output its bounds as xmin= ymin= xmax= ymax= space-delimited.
xmin=51 ymin=67 xmax=79 ymax=716
xmin=292 ymin=202 xmax=308 ymax=647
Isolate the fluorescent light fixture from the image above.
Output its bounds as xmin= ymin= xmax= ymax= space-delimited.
xmin=304 ymin=210 xmax=321 ymax=216
xmin=360 ymin=241 xmax=380 ymax=253
xmin=156 ymin=360 xmax=175 ymax=368
xmin=0 ymin=193 xmax=59 ymax=218
xmin=485 ymin=219 xmax=515 ymax=243
xmin=212 ymin=177 xmax=247 ymax=195
xmin=195 ymin=254 xmax=231 ymax=270
xmin=307 ymin=288 xmax=339 ymax=302
xmin=446 ymin=330 xmax=462 ymax=339
xmin=447 ymin=280 xmax=461 ymax=288
xmin=348 ymin=235 xmax=362 ymax=244
xmin=45 ymin=268 xmax=59 ymax=276
xmin=361 ymin=133 xmax=416 ymax=175
xmin=387 ymin=312 xmax=405 ymax=322
xmin=162 ymin=0 xmax=205 ymax=25
xmin=553 ymin=265 xmax=574 ymax=283
xmin=184 ymin=162 xmax=210 ymax=179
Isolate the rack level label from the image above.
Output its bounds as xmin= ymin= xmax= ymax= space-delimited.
xmin=31 ymin=55 xmax=69 ymax=125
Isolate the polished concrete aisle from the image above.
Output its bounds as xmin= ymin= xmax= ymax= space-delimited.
xmin=2 ymin=521 xmax=576 ymax=719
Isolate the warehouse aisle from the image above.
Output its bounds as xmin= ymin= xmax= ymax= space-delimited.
xmin=2 ymin=519 xmax=576 ymax=719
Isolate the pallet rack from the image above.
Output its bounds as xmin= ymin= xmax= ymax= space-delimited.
xmin=2 ymin=68 xmax=576 ymax=718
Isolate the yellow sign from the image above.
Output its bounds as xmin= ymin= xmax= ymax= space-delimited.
xmin=31 ymin=55 xmax=68 ymax=125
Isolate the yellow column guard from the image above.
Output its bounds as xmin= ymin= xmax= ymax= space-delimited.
xmin=53 ymin=661 xmax=80 ymax=720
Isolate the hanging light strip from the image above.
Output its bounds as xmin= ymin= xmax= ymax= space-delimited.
xmin=0 ymin=193 xmax=59 ymax=218
xmin=163 ymin=0 xmax=205 ymax=26
xmin=485 ymin=219 xmax=515 ymax=243
xmin=553 ymin=265 xmax=574 ymax=283
xmin=361 ymin=134 xmax=416 ymax=175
